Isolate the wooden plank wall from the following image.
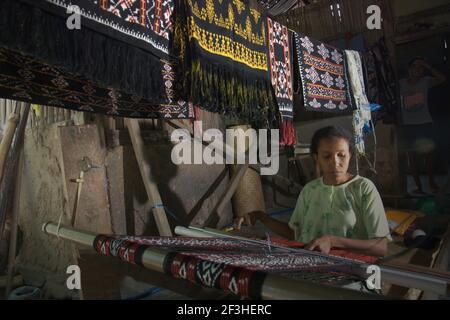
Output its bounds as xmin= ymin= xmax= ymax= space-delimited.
xmin=0 ymin=99 xmax=162 ymax=133
xmin=0 ymin=99 xmax=74 ymax=130
xmin=278 ymin=0 xmax=387 ymax=44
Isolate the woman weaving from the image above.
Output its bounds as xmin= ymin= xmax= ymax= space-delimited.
xmin=235 ymin=126 xmax=391 ymax=257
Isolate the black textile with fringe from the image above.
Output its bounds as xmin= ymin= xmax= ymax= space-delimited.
xmin=174 ymin=0 xmax=277 ymax=128
xmin=0 ymin=0 xmax=166 ymax=104
xmin=18 ymin=0 xmax=174 ymax=58
xmin=0 ymin=47 xmax=193 ymax=119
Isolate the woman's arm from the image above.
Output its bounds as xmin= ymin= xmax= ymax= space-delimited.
xmin=235 ymin=211 xmax=295 ymax=240
xmin=419 ymin=61 xmax=446 ymax=86
xmin=306 ymin=235 xmax=388 ymax=257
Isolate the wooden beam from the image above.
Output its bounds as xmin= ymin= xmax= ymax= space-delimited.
xmin=0 ymin=103 xmax=30 ymax=236
xmin=395 ymin=26 xmax=450 ymax=45
xmin=125 ymin=118 xmax=172 ymax=236
xmin=4 ymin=150 xmax=24 ymax=298
xmin=0 ymin=113 xmax=19 ymax=183
xmin=396 ymin=4 xmax=450 ymax=24
xmin=422 ymin=222 xmax=450 ymax=299
xmin=204 ymin=164 xmax=248 ymax=228
xmin=381 ymin=260 xmax=450 ymax=280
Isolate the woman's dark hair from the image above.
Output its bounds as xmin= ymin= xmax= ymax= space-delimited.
xmin=311 ymin=126 xmax=353 ymax=155
xmin=408 ymin=56 xmax=425 ymax=68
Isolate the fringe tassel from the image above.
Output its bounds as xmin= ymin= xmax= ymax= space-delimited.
xmin=279 ymin=120 xmax=297 ymax=147
xmin=0 ymin=0 xmax=165 ymax=103
xmin=185 ymin=59 xmax=277 ymax=129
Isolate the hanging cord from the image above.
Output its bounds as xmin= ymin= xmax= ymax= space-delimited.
xmin=369 ymin=118 xmax=377 ymax=173
xmin=150 ymin=204 xmax=187 ymax=227
xmin=362 ymin=119 xmax=378 ymax=174
xmin=56 ymin=212 xmax=64 ymax=239
xmin=266 ymin=232 xmax=272 ymax=253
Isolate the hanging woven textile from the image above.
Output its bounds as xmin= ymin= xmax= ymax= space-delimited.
xmin=369 ymin=38 xmax=398 ymax=122
xmin=294 ymin=32 xmax=356 ymax=113
xmin=362 ymin=50 xmax=380 ymax=105
xmin=0 ymin=0 xmax=168 ymax=104
xmin=159 ymin=58 xmax=196 ymax=118
xmin=267 ymin=17 xmax=296 ymax=146
xmin=346 ymin=50 xmax=371 ymax=156
xmin=174 ymin=0 xmax=277 ymax=128
xmin=0 ymin=0 xmax=195 ymax=119
xmin=0 ymin=47 xmax=193 ymax=119
xmin=346 ymin=50 xmax=380 ymax=174
xmin=18 ymin=0 xmax=174 ymax=57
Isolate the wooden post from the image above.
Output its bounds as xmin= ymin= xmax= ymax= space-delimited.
xmin=125 ymin=118 xmax=172 ymax=236
xmin=0 ymin=113 xmax=19 ymax=183
xmin=0 ymin=103 xmax=30 ymax=236
xmin=4 ymin=149 xmax=24 ymax=298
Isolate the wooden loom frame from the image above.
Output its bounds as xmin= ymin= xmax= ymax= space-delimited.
xmin=42 ymin=221 xmax=382 ymax=300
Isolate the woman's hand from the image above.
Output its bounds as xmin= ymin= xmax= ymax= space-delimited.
xmin=305 ymin=235 xmax=335 ymax=254
xmin=234 ymin=211 xmax=265 ymax=231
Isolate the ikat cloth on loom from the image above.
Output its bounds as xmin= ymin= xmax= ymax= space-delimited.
xmin=267 ymin=17 xmax=296 ymax=146
xmin=294 ymin=32 xmax=356 ymax=113
xmin=92 ymin=234 xmax=368 ymax=298
xmin=177 ymin=0 xmax=276 ymax=126
xmin=20 ymin=0 xmax=174 ymax=57
xmin=93 ymin=234 xmax=374 ymax=269
xmin=0 ymin=48 xmax=193 ymax=119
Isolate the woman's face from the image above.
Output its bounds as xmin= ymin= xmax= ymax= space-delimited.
xmin=408 ymin=62 xmax=425 ymax=79
xmin=315 ymin=137 xmax=351 ymax=179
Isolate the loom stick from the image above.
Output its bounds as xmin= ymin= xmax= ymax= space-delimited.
xmin=180 ymin=225 xmax=369 ymax=269
xmin=174 ymin=226 xmax=212 ymax=238
xmin=42 ymin=221 xmax=381 ymax=300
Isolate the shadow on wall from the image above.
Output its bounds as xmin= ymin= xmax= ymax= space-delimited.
xmin=123 ymin=141 xmax=233 ymax=236
xmin=123 ymin=143 xmax=185 ymax=236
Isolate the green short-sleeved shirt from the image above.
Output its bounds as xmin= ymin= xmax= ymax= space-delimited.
xmin=288 ymin=175 xmax=392 ymax=243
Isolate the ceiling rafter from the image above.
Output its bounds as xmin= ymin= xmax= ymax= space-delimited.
xmin=259 ymin=0 xmax=312 ymax=16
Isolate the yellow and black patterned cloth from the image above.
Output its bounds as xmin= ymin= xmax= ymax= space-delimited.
xmin=175 ymin=0 xmax=277 ymax=127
